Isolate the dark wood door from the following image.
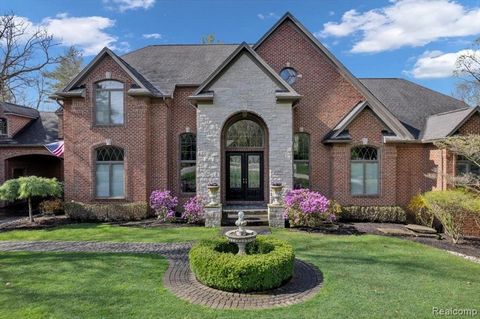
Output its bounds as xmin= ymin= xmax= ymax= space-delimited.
xmin=226 ymin=152 xmax=263 ymax=201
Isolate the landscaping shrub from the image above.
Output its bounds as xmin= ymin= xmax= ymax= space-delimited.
xmin=149 ymin=190 xmax=178 ymax=222
xmin=189 ymin=236 xmax=295 ymax=292
xmin=65 ymin=201 xmax=148 ymax=222
xmin=407 ymin=194 xmax=434 ymax=227
xmin=423 ymin=189 xmax=480 ymax=243
xmin=283 ymin=189 xmax=337 ymax=227
xmin=340 ymin=206 xmax=407 ymax=223
xmin=182 ymin=196 xmax=204 ymax=224
xmin=39 ymin=199 xmax=64 ymax=216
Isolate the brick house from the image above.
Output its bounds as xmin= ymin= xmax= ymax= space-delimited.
xmin=0 ymin=102 xmax=63 ymax=194
xmin=24 ymin=13 xmax=479 ymax=226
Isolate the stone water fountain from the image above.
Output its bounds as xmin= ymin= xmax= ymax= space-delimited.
xmin=225 ymin=211 xmax=257 ymax=255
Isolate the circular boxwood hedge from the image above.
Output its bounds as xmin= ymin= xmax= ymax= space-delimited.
xmin=189 ymin=235 xmax=295 ymax=292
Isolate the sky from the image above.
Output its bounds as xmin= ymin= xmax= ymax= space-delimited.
xmin=2 ymin=0 xmax=480 ymax=110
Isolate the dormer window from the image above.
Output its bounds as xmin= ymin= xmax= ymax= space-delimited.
xmin=0 ymin=118 xmax=6 ymax=135
xmin=95 ymin=80 xmax=124 ymax=125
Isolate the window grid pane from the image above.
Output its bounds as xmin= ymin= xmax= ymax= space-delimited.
xmin=365 ymin=163 xmax=378 ymax=195
xmin=180 ymin=134 xmax=196 ymax=161
xmin=111 ymin=164 xmax=125 ymax=197
xmin=293 ymin=161 xmax=309 ymax=189
xmin=96 ymin=164 xmax=110 ymax=197
xmin=180 ymin=163 xmax=196 ymax=193
xmin=0 ymin=119 xmax=6 ymax=135
xmin=95 ymin=81 xmax=124 ymax=125
xmin=350 ymin=162 xmax=364 ymax=195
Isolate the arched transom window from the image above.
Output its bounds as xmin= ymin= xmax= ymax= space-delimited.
xmin=95 ymin=146 xmax=125 ymax=198
xmin=95 ymin=80 xmax=124 ymax=125
xmin=350 ymin=146 xmax=379 ymax=195
xmin=226 ymin=119 xmax=263 ymax=148
xmin=180 ymin=133 xmax=196 ymax=193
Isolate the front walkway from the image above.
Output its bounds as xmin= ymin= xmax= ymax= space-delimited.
xmin=0 ymin=240 xmax=322 ymax=309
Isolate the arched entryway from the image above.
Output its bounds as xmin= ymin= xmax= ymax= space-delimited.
xmin=221 ymin=112 xmax=268 ymax=203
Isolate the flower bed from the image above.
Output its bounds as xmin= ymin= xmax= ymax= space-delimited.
xmin=189 ymin=236 xmax=295 ymax=292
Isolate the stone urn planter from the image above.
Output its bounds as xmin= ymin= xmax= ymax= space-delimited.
xmin=270 ymin=183 xmax=284 ymax=205
xmin=207 ymin=183 xmax=220 ymax=206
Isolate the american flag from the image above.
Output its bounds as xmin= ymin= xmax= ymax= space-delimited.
xmin=44 ymin=141 xmax=64 ymax=157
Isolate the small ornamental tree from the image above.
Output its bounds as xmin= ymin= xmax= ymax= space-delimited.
xmin=149 ymin=190 xmax=178 ymax=222
xmin=0 ymin=176 xmax=62 ymax=222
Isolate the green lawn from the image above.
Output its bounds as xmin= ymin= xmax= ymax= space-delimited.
xmin=0 ymin=226 xmax=479 ymax=318
xmin=0 ymin=223 xmax=218 ymax=243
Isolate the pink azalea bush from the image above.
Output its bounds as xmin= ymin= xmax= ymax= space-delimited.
xmin=283 ymin=189 xmax=337 ymax=227
xmin=150 ymin=190 xmax=178 ymax=222
xmin=182 ymin=196 xmax=205 ymax=224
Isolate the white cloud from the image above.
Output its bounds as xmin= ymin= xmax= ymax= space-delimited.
xmin=318 ymin=0 xmax=480 ymax=53
xmin=406 ymin=49 xmax=479 ymax=79
xmin=6 ymin=14 xmax=120 ymax=56
xmin=257 ymin=12 xmax=279 ymax=20
xmin=103 ymin=0 xmax=155 ymax=12
xmin=142 ymin=33 xmax=162 ymax=39
xmin=42 ymin=14 xmax=118 ymax=55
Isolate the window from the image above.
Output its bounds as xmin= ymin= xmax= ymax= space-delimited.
xmin=456 ymin=155 xmax=479 ymax=176
xmin=95 ymin=146 xmax=125 ymax=198
xmin=95 ymin=80 xmax=124 ymax=125
xmin=0 ymin=118 xmax=6 ymax=135
xmin=350 ymin=146 xmax=379 ymax=195
xmin=280 ymin=67 xmax=298 ymax=85
xmin=180 ymin=133 xmax=196 ymax=193
xmin=226 ymin=120 xmax=263 ymax=147
xmin=293 ymin=133 xmax=310 ymax=189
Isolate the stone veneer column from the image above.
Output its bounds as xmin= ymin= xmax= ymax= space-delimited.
xmin=196 ymin=53 xmax=294 ymax=203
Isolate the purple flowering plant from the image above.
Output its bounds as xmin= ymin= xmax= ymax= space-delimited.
xmin=283 ymin=189 xmax=336 ymax=227
xmin=150 ymin=190 xmax=178 ymax=222
xmin=182 ymin=196 xmax=205 ymax=224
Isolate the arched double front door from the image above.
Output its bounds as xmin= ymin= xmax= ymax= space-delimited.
xmin=222 ymin=113 xmax=267 ymax=202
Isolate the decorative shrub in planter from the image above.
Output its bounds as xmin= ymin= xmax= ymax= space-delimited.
xmin=283 ymin=189 xmax=336 ymax=227
xmin=182 ymin=196 xmax=204 ymax=224
xmin=150 ymin=190 xmax=178 ymax=222
xmin=189 ymin=236 xmax=295 ymax=292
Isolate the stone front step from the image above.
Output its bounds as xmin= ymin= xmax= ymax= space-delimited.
xmin=223 ymin=205 xmax=269 ymax=226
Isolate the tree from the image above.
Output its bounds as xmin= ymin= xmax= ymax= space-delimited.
xmin=201 ymin=34 xmax=223 ymax=44
xmin=0 ymin=13 xmax=58 ymax=103
xmin=0 ymin=176 xmax=62 ymax=222
xmin=454 ymin=39 xmax=480 ymax=106
xmin=43 ymin=46 xmax=83 ymax=95
xmin=433 ymin=134 xmax=480 ymax=194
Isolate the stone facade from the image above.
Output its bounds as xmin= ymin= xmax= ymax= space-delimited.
xmin=196 ymin=52 xmax=293 ymax=200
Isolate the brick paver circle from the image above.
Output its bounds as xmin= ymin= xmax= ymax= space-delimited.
xmin=0 ymin=240 xmax=323 ymax=309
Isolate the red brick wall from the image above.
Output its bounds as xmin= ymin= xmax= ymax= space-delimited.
xmin=255 ymin=20 xmax=365 ymax=199
xmin=458 ymin=112 xmax=480 ymax=134
xmin=62 ymin=55 xmax=151 ymax=203
xmin=167 ymin=87 xmax=197 ymax=206
xmin=0 ymin=147 xmax=62 ymax=184
xmin=6 ymin=115 xmax=32 ymax=137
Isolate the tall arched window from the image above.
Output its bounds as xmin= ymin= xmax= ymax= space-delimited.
xmin=95 ymin=146 xmax=125 ymax=198
xmin=0 ymin=118 xmax=7 ymax=135
xmin=351 ymin=146 xmax=379 ymax=195
xmin=180 ymin=133 xmax=196 ymax=193
xmin=293 ymin=133 xmax=310 ymax=189
xmin=95 ymin=80 xmax=124 ymax=125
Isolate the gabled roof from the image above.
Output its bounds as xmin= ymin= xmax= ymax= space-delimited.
xmin=189 ymin=42 xmax=300 ymax=104
xmin=122 ymin=44 xmax=239 ymax=97
xmin=324 ymin=101 xmax=400 ymax=143
xmin=360 ymin=78 xmax=470 ymax=138
xmin=253 ymin=12 xmax=414 ymax=141
xmin=57 ymin=47 xmax=161 ymax=97
xmin=422 ymin=106 xmax=479 ymax=141
xmin=0 ymin=101 xmax=39 ymax=119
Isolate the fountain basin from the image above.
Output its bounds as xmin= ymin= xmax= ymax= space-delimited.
xmin=225 ymin=229 xmax=257 ymax=255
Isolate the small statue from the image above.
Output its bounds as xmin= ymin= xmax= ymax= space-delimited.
xmin=235 ymin=211 xmax=247 ymax=236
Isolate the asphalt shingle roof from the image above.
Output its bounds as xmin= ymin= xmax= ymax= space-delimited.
xmin=0 ymin=101 xmax=39 ymax=118
xmin=359 ymin=78 xmax=470 ymax=138
xmin=121 ymin=44 xmax=239 ymax=96
xmin=422 ymin=108 xmax=476 ymax=141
